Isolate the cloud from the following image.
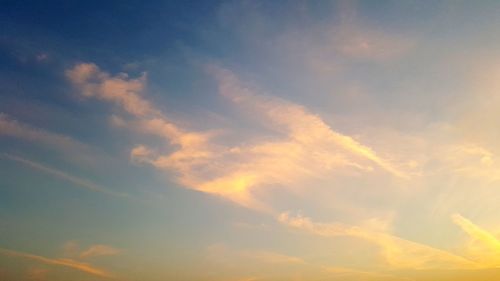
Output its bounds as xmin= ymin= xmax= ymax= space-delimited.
xmin=66 ymin=62 xmax=500 ymax=275
xmin=186 ymin=66 xmax=407 ymax=207
xmin=330 ymin=24 xmax=415 ymax=62
xmin=2 ymin=154 xmax=126 ymax=197
xmin=66 ymin=62 xmax=408 ymax=212
xmin=210 ymin=66 xmax=407 ymax=178
xmin=0 ymin=248 xmax=113 ymax=278
xmin=452 ymin=214 xmax=500 ymax=267
xmin=440 ymin=143 xmax=500 ymax=182
xmin=35 ymin=53 xmax=49 ymax=62
xmin=26 ymin=266 xmax=49 ymax=281
xmin=79 ymin=245 xmax=121 ymax=259
xmin=278 ymin=212 xmax=479 ymax=270
xmin=62 ymin=241 xmax=121 ymax=260
xmin=0 ymin=113 xmax=92 ymax=162
xmin=61 ymin=241 xmax=80 ymax=258
xmin=66 ymin=63 xmax=156 ymax=117
xmin=286 ymin=21 xmax=415 ymax=79
xmin=67 ymin=62 xmax=214 ymax=195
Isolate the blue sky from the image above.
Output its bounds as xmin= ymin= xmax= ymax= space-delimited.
xmin=3 ymin=1 xmax=500 ymax=280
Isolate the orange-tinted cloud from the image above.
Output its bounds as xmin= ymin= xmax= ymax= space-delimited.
xmin=66 ymin=63 xmax=155 ymax=117
xmin=67 ymin=63 xmax=407 ymax=211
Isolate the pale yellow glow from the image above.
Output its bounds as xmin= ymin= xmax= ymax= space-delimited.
xmin=452 ymin=214 xmax=500 ymax=267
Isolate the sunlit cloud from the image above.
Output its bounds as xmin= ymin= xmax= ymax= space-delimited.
xmin=436 ymin=143 xmax=500 ymax=182
xmin=210 ymin=65 xmax=408 ymax=179
xmin=67 ymin=62 xmax=407 ymax=211
xmin=64 ymin=59 xmax=500 ymax=278
xmin=278 ymin=212 xmax=479 ymax=270
xmin=452 ymin=214 xmax=500 ymax=267
xmin=67 ymin=62 xmax=215 ymax=197
xmin=7 ymin=1 xmax=500 ymax=281
xmin=66 ymin=63 xmax=155 ymax=117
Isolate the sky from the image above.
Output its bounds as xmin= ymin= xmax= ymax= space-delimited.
xmin=2 ymin=1 xmax=500 ymax=280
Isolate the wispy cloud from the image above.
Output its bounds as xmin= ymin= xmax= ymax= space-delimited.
xmin=278 ymin=212 xmax=479 ymax=270
xmin=66 ymin=62 xmax=407 ymax=211
xmin=0 ymin=113 xmax=85 ymax=151
xmin=79 ymin=245 xmax=121 ymax=259
xmin=67 ymin=62 xmax=214 ymax=197
xmin=26 ymin=266 xmax=49 ymax=281
xmin=62 ymin=241 xmax=121 ymax=259
xmin=321 ymin=2 xmax=416 ymax=63
xmin=0 ymin=248 xmax=113 ymax=278
xmin=452 ymin=214 xmax=500 ymax=267
xmin=2 ymin=154 xmax=127 ymax=197
xmin=0 ymin=113 xmax=97 ymax=165
xmin=210 ymin=65 xmax=407 ymax=179
xmin=65 ymin=61 xmax=500 ymax=277
xmin=441 ymin=143 xmax=500 ymax=182
xmin=9 ymin=2 xmax=500 ymax=281
xmin=66 ymin=63 xmax=156 ymax=117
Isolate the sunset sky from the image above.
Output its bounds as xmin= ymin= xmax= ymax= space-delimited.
xmin=3 ymin=1 xmax=500 ymax=280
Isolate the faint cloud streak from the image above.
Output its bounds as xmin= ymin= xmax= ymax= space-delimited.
xmin=0 ymin=248 xmax=113 ymax=278
xmin=2 ymin=154 xmax=127 ymax=198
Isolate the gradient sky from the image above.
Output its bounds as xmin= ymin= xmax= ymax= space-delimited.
xmin=3 ymin=1 xmax=500 ymax=280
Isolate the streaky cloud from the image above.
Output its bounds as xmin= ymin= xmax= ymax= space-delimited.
xmin=2 ymin=154 xmax=127 ymax=198
xmin=452 ymin=213 xmax=500 ymax=267
xmin=0 ymin=113 xmax=95 ymax=164
xmin=278 ymin=212 xmax=479 ymax=270
xmin=0 ymin=247 xmax=113 ymax=278
xmin=79 ymin=244 xmax=121 ymax=259
xmin=210 ymin=65 xmax=408 ymax=179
